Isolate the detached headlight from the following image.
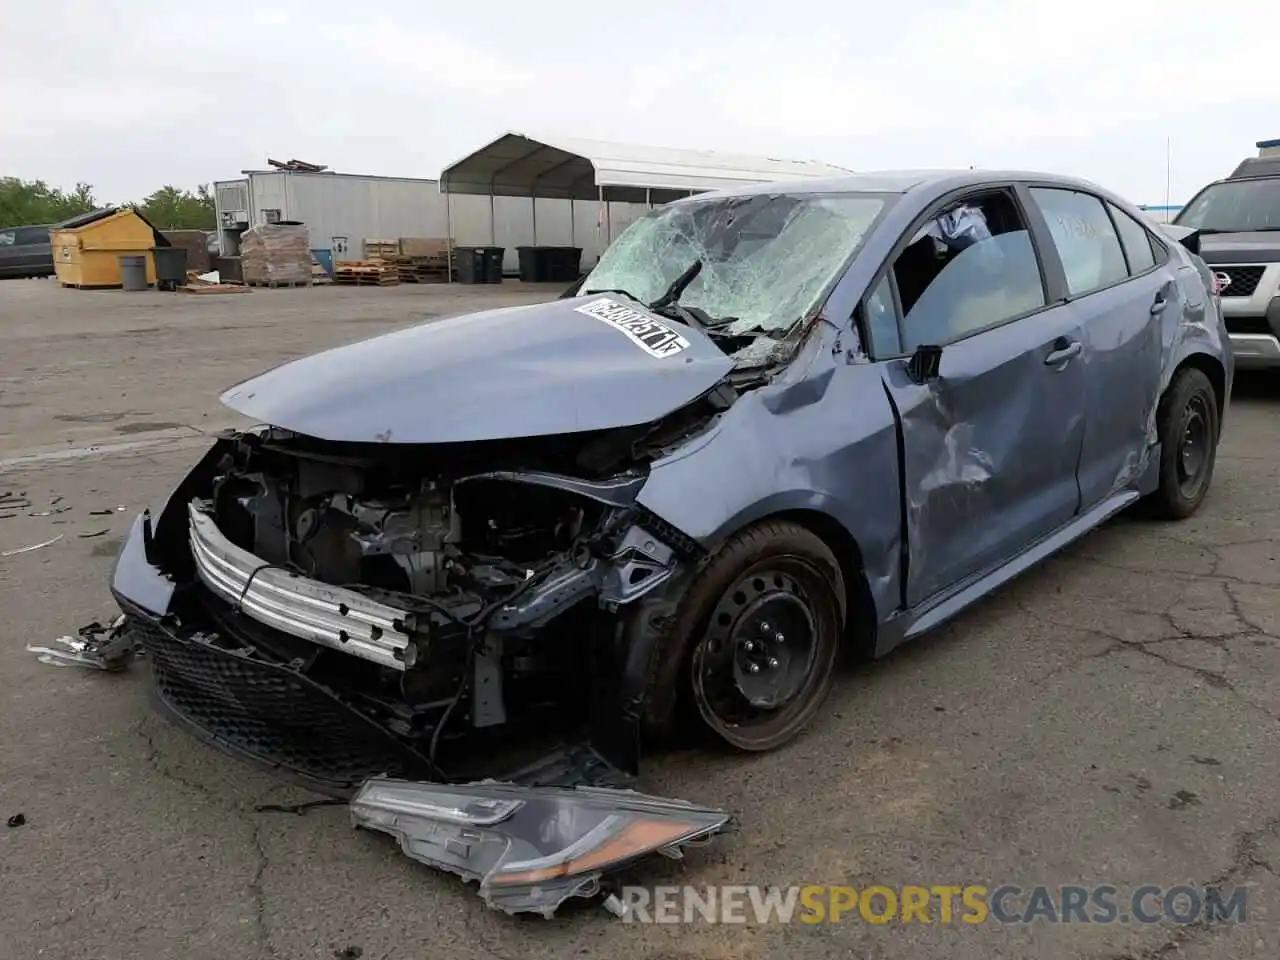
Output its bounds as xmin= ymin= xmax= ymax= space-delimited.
xmin=350 ymin=778 xmax=733 ymax=917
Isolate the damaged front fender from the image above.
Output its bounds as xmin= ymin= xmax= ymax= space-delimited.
xmin=350 ymin=777 xmax=733 ymax=917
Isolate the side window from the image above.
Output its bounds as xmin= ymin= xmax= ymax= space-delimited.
xmin=1107 ymin=203 xmax=1156 ymax=275
xmin=15 ymin=227 xmax=49 ymax=246
xmin=861 ymin=274 xmax=901 ymax=358
xmin=1029 ymin=188 xmax=1128 ymax=296
xmin=0 ymin=231 xmax=15 ymax=247
xmin=894 ymin=190 xmax=1046 ymax=351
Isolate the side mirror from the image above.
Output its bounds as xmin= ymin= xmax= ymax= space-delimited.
xmin=907 ymin=343 xmax=943 ymax=384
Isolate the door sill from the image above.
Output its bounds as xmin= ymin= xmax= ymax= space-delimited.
xmin=876 ymin=488 xmax=1141 ymax=656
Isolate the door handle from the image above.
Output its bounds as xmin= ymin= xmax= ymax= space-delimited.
xmin=1150 ymin=293 xmax=1169 ymax=314
xmin=1044 ymin=340 xmax=1082 ymax=366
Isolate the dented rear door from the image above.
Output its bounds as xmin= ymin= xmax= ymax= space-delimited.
xmin=883 ymin=304 xmax=1087 ymax=608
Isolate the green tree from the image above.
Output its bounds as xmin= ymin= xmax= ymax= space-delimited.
xmin=135 ymin=184 xmax=215 ymax=230
xmin=0 ymin=178 xmax=98 ymax=226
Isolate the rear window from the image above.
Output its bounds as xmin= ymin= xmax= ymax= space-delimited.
xmin=1176 ymin=178 xmax=1280 ymax=232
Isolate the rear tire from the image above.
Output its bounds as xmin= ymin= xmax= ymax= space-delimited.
xmin=1145 ymin=366 xmax=1219 ymax=520
xmin=659 ymin=520 xmax=846 ymax=752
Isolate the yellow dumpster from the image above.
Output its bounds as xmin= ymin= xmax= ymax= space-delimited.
xmin=51 ymin=207 xmax=165 ymax=288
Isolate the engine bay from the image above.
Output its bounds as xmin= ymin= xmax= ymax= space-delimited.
xmin=166 ymin=422 xmax=707 ymax=778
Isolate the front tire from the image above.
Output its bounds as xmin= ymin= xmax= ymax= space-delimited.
xmin=665 ymin=520 xmax=846 ymax=752
xmin=1146 ymin=366 xmax=1220 ymax=520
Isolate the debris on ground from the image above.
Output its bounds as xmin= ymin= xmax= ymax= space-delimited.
xmin=28 ymin=506 xmax=71 ymax=517
xmin=88 ymin=509 xmax=114 ymax=515
xmin=77 ymin=529 xmax=110 ymax=539
xmin=6 ymin=814 xmax=25 ymax=828
xmin=26 ymin=615 xmax=139 ymax=670
xmin=1 ymin=534 xmax=64 ymax=557
xmin=0 ymin=492 xmax=32 ymax=511
xmin=181 ymin=284 xmax=251 ymax=295
xmin=254 ymin=799 xmax=346 ymax=816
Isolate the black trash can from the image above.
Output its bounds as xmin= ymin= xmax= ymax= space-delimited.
xmin=153 ymin=246 xmax=189 ymax=291
xmin=516 ymin=246 xmax=541 ymax=282
xmin=453 ymin=247 xmax=486 ymax=284
xmin=547 ymin=246 xmax=583 ymax=283
xmin=482 ymin=247 xmax=505 ymax=283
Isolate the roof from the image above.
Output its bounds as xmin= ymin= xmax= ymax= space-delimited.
xmin=678 ymin=168 xmax=1119 ymax=203
xmin=53 ymin=206 xmax=171 ymax=246
xmin=56 ymin=207 xmax=119 ymax=230
xmin=239 ymin=169 xmax=440 ymax=184
xmin=437 ymin=132 xmax=853 ymax=200
xmin=1229 ymin=156 xmax=1280 ymax=180
xmin=1256 ymin=138 xmax=1280 ymax=149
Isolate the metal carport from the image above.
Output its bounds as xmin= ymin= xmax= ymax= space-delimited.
xmin=438 ymin=132 xmax=853 ymax=267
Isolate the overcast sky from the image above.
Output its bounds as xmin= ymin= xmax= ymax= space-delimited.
xmin=4 ymin=0 xmax=1277 ymax=205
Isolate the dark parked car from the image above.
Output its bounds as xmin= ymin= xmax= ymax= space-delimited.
xmin=99 ymin=169 xmax=1230 ymax=914
xmin=0 ymin=224 xmax=54 ymax=278
xmin=1174 ymin=147 xmax=1280 ymax=368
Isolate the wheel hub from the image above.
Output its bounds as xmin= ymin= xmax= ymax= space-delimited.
xmin=1177 ymin=395 xmax=1209 ymax=492
xmin=702 ymin=570 xmax=817 ymax=718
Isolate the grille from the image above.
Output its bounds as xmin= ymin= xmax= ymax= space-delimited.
xmin=1224 ymin=315 xmax=1277 ymax=336
xmin=1210 ymin=265 xmax=1266 ymax=298
xmin=127 ymin=612 xmax=429 ymax=794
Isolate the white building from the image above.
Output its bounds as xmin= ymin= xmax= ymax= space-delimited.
xmin=214 ymin=134 xmax=852 ymax=275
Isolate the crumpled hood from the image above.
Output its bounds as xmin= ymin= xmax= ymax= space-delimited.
xmin=1197 ymin=231 xmax=1280 ymax=265
xmin=220 ymin=295 xmax=734 ymax=443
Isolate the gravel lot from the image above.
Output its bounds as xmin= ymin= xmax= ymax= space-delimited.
xmin=1 ymin=278 xmax=1278 ymax=960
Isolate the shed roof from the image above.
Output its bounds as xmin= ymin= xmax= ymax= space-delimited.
xmin=54 ymin=207 xmax=170 ymax=246
xmin=438 ymin=132 xmax=853 ymax=201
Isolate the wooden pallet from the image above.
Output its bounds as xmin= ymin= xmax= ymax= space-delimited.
xmin=246 ymin=279 xmax=311 ymax=288
xmin=181 ymin=283 xmax=251 ymax=295
xmin=334 ymin=275 xmax=399 ymax=286
xmin=396 ymin=266 xmax=449 ymax=283
xmin=363 ymin=240 xmax=400 ymax=260
xmin=334 ymin=258 xmax=399 ymax=286
xmin=386 ymin=255 xmax=447 ymax=284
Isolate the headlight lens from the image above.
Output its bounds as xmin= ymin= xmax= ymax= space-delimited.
xmin=350 ymin=778 xmax=732 ymax=916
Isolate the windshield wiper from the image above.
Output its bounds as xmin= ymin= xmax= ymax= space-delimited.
xmin=648 ymin=260 xmax=703 ymax=311
xmin=1190 ymin=226 xmax=1280 ymax=234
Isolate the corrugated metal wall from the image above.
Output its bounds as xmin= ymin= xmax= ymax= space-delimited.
xmin=218 ymin=172 xmax=656 ymax=274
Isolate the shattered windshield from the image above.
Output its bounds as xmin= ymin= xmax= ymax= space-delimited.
xmin=582 ymin=193 xmax=888 ymax=336
xmin=1176 ymin=178 xmax=1280 ymax=232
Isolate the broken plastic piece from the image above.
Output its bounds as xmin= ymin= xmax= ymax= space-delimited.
xmin=27 ymin=615 xmax=138 ymax=671
xmin=2 ymin=533 xmax=63 ymax=556
xmin=6 ymin=813 xmax=24 ymax=828
xmin=350 ymin=777 xmax=733 ymax=917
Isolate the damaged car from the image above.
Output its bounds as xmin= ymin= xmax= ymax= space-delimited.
xmin=103 ymin=170 xmax=1230 ymax=913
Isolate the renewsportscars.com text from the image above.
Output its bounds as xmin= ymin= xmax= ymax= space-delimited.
xmin=617 ymin=884 xmax=1248 ymax=925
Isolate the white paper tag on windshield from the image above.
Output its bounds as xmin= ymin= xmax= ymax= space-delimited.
xmin=574 ymin=297 xmax=691 ymax=359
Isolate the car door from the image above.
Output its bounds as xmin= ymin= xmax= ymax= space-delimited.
xmin=16 ymin=227 xmax=52 ymax=274
xmin=873 ymin=187 xmax=1088 ymax=608
xmin=0 ymin=228 xmax=17 ymax=278
xmin=1025 ymin=188 xmax=1171 ymax=508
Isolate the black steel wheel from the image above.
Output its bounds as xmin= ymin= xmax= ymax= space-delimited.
xmin=1145 ymin=366 xmax=1220 ymax=520
xmin=657 ymin=520 xmax=845 ymax=752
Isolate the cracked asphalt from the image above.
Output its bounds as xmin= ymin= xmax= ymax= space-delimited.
xmin=1 ymin=279 xmax=1278 ymax=959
